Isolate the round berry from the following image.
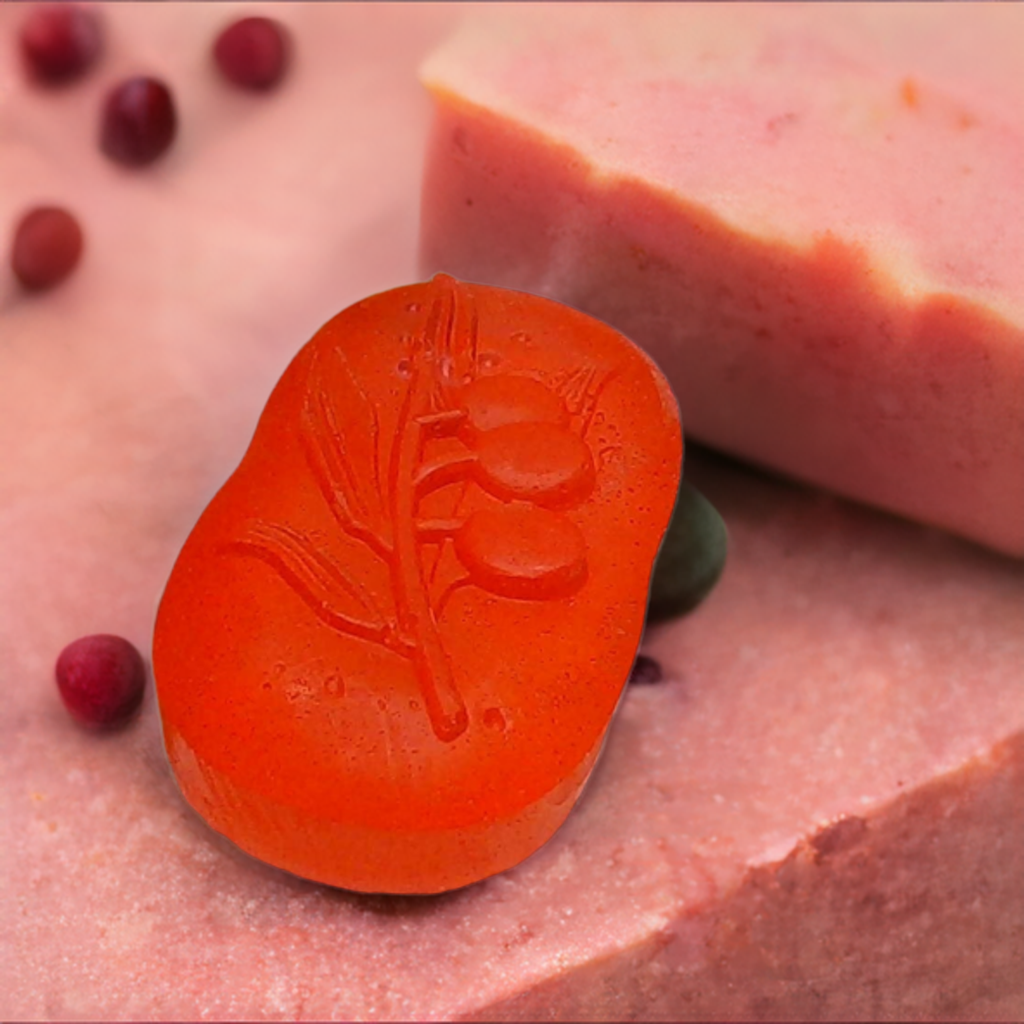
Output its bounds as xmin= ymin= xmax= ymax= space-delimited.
xmin=455 ymin=504 xmax=588 ymax=601
xmin=55 ymin=634 xmax=146 ymax=729
xmin=458 ymin=375 xmax=569 ymax=440
xmin=99 ymin=77 xmax=177 ymax=167
xmin=647 ymin=480 xmax=728 ymax=623
xmin=629 ymin=654 xmax=663 ymax=685
xmin=213 ymin=17 xmax=290 ymax=92
xmin=20 ymin=3 xmax=102 ymax=85
xmin=11 ymin=205 xmax=84 ymax=291
xmin=473 ymin=422 xmax=596 ymax=508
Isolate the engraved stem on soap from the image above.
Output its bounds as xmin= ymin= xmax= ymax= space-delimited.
xmin=224 ymin=274 xmax=611 ymax=746
xmin=387 ymin=278 xmax=469 ymax=743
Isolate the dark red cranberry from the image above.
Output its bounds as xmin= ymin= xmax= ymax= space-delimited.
xmin=20 ymin=4 xmax=102 ymax=85
xmin=11 ymin=205 xmax=84 ymax=291
xmin=99 ymin=77 xmax=177 ymax=167
xmin=55 ymin=634 xmax=146 ymax=729
xmin=213 ymin=16 xmax=290 ymax=92
xmin=629 ymin=654 xmax=663 ymax=685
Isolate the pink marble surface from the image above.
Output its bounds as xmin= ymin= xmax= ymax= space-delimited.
xmin=2 ymin=4 xmax=1023 ymax=1021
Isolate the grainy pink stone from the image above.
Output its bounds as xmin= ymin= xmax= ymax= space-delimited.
xmin=5 ymin=451 xmax=1023 ymax=1020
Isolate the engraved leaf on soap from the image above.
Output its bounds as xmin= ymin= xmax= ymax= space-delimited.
xmin=226 ymin=275 xmax=611 ymax=743
xmin=227 ymin=521 xmax=408 ymax=655
xmin=300 ymin=344 xmax=391 ymax=560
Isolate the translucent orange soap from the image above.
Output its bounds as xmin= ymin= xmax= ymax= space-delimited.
xmin=153 ymin=274 xmax=682 ymax=894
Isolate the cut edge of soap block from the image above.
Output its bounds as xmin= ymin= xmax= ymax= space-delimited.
xmin=418 ymin=74 xmax=1024 ymax=558
xmin=420 ymin=4 xmax=1024 ymax=329
xmin=465 ymin=731 xmax=1024 ymax=1022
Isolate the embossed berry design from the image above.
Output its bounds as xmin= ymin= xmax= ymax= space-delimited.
xmin=153 ymin=274 xmax=680 ymax=893
xmin=225 ymin=275 xmax=608 ymax=742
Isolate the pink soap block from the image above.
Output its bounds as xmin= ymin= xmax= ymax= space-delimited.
xmin=419 ymin=4 xmax=1024 ymax=556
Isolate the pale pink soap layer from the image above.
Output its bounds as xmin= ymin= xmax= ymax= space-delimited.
xmin=420 ymin=3 xmax=1024 ymax=555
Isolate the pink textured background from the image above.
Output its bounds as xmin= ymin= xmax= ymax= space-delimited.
xmin=2 ymin=4 xmax=1022 ymax=1020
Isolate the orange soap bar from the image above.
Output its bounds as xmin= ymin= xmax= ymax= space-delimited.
xmin=153 ymin=274 xmax=681 ymax=894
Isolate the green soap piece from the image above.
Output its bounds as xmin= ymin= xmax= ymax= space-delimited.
xmin=647 ymin=479 xmax=728 ymax=623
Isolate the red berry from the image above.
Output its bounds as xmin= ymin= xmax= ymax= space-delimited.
xmin=55 ymin=634 xmax=146 ymax=729
xmin=213 ymin=16 xmax=290 ymax=92
xmin=11 ymin=205 xmax=84 ymax=291
xmin=99 ymin=77 xmax=177 ymax=167
xmin=629 ymin=654 xmax=663 ymax=684
xmin=20 ymin=3 xmax=102 ymax=85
